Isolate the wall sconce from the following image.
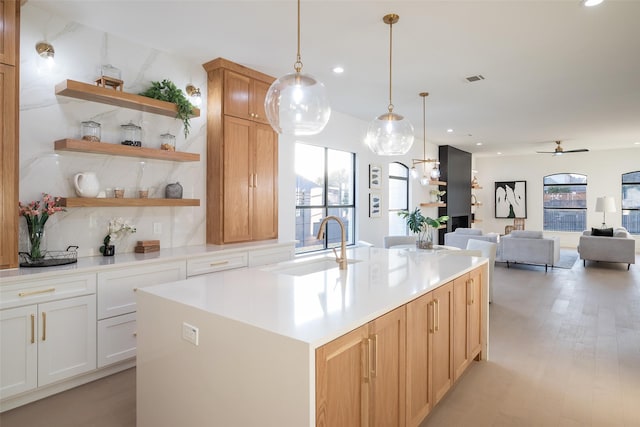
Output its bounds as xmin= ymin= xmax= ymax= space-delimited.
xmin=185 ymin=84 xmax=202 ymax=107
xmin=35 ymin=41 xmax=55 ymax=69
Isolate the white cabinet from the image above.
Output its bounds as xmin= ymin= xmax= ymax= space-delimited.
xmin=96 ymin=260 xmax=186 ymax=368
xmin=248 ymin=246 xmax=294 ymax=267
xmin=0 ymin=294 xmax=96 ymax=399
xmin=187 ymin=252 xmax=248 ymax=277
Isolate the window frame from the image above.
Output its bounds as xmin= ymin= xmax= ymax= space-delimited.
xmin=388 ymin=162 xmax=410 ymax=235
xmin=542 ymin=173 xmax=588 ymax=232
xmin=622 ymin=171 xmax=640 ymax=234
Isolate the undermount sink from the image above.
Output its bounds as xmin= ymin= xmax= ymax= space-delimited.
xmin=263 ymin=257 xmax=362 ymax=277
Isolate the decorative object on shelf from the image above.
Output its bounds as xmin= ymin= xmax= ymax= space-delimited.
xmin=121 ymin=122 xmax=142 ymax=147
xmin=139 ymin=79 xmax=195 ymax=138
xmin=366 ymin=14 xmax=414 ymax=156
xmin=595 ymin=195 xmax=616 ymax=228
xmin=410 ymin=92 xmax=438 ymax=183
xmin=185 ymin=84 xmax=202 ymax=107
xmin=73 ymin=171 xmax=100 ymax=198
xmin=19 ymin=246 xmax=78 ymax=268
xmin=369 ymin=165 xmax=381 ymax=189
xmin=81 ymin=120 xmax=101 ymax=142
xmin=369 ymin=193 xmax=381 ymax=218
xmin=100 ymin=217 xmax=136 ymax=256
xmin=495 ymin=180 xmax=527 ymax=218
xmin=471 ymin=175 xmax=479 ymax=188
xmin=264 ymin=0 xmax=330 ymax=136
xmin=165 ymin=182 xmax=183 ymax=199
xmin=430 ymin=189 xmax=446 ymax=203
xmin=398 ymin=207 xmax=448 ymax=249
xmin=471 ymin=194 xmax=478 ymax=205
xmin=18 ymin=193 xmax=65 ymax=263
xmin=135 ymin=240 xmax=160 ymax=254
xmin=160 ymin=132 xmax=176 ymax=151
xmin=114 ymin=187 xmax=125 ymax=198
xmin=138 ymin=188 xmax=149 ymax=199
xmin=95 ymin=64 xmax=123 ymax=90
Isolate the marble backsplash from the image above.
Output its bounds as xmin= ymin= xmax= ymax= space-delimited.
xmin=19 ymin=4 xmax=208 ymax=258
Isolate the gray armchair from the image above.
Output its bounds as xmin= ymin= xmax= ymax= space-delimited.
xmin=578 ymin=227 xmax=635 ymax=270
xmin=499 ymin=230 xmax=560 ymax=272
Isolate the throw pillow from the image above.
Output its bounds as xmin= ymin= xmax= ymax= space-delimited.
xmin=591 ymin=227 xmax=614 ymax=237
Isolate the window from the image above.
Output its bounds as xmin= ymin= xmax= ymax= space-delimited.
xmin=543 ymin=173 xmax=587 ymax=231
xmin=295 ymin=143 xmax=355 ymax=253
xmin=388 ymin=162 xmax=409 ymax=235
xmin=622 ymin=171 xmax=640 ymax=234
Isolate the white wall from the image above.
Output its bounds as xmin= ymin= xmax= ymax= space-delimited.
xmin=473 ymin=148 xmax=640 ymax=251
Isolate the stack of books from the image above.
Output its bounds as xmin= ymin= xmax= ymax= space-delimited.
xmin=134 ymin=240 xmax=160 ymax=253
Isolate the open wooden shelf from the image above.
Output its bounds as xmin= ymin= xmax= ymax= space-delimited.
xmin=471 ymin=202 xmax=483 ymax=207
xmin=429 ymin=180 xmax=447 ymax=186
xmin=420 ymin=202 xmax=446 ymax=208
xmin=472 ymin=219 xmax=482 ymax=223
xmin=54 ymin=139 xmax=200 ymax=162
xmin=55 ymin=79 xmax=200 ymax=119
xmin=60 ymin=198 xmax=200 ymax=208
xmin=471 ymin=185 xmax=483 ymax=190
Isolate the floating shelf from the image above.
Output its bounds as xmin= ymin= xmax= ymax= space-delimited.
xmin=54 ymin=139 xmax=200 ymax=162
xmin=472 ymin=219 xmax=482 ymax=223
xmin=429 ymin=180 xmax=447 ymax=186
xmin=55 ymin=79 xmax=200 ymax=119
xmin=471 ymin=185 xmax=483 ymax=190
xmin=471 ymin=202 xmax=483 ymax=207
xmin=60 ymin=198 xmax=200 ymax=208
xmin=420 ymin=202 xmax=446 ymax=208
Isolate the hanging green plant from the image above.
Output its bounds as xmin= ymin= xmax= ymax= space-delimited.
xmin=139 ymin=79 xmax=194 ymax=138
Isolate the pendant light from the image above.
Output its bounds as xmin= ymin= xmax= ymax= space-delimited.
xmin=366 ymin=14 xmax=414 ymax=156
xmin=264 ymin=0 xmax=331 ymax=136
xmin=411 ymin=92 xmax=440 ymax=185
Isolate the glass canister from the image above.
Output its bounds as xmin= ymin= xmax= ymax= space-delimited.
xmin=160 ymin=132 xmax=176 ymax=151
xmin=121 ymin=122 xmax=142 ymax=147
xmin=81 ymin=120 xmax=101 ymax=142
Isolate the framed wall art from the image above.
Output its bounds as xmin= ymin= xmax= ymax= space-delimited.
xmin=495 ymin=180 xmax=527 ymax=218
xmin=369 ymin=193 xmax=381 ymax=218
xmin=369 ymin=165 xmax=381 ymax=189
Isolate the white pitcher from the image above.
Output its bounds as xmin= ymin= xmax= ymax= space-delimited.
xmin=73 ymin=172 xmax=100 ymax=198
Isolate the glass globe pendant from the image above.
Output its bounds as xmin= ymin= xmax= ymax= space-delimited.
xmin=264 ymin=0 xmax=331 ymax=136
xmin=366 ymin=14 xmax=414 ymax=156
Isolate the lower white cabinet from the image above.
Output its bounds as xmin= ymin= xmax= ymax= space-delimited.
xmin=97 ymin=312 xmax=136 ymax=368
xmin=248 ymin=246 xmax=294 ymax=267
xmin=0 ymin=294 xmax=96 ymax=399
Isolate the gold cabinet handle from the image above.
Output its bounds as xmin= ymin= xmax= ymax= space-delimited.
xmin=435 ymin=299 xmax=440 ymax=332
xmin=253 ymin=174 xmax=258 ymax=188
xmin=362 ymin=338 xmax=370 ymax=383
xmin=30 ymin=314 xmax=35 ymax=344
xmin=209 ymin=260 xmax=229 ymax=267
xmin=19 ymin=287 xmax=55 ymax=297
xmin=470 ymin=278 xmax=475 ymax=305
xmin=248 ymin=174 xmax=254 ymax=188
xmin=429 ymin=301 xmax=435 ymax=334
xmin=42 ymin=312 xmax=47 ymax=341
xmin=371 ymin=334 xmax=378 ymax=378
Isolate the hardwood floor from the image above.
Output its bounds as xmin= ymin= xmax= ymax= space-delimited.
xmin=1 ymin=253 xmax=638 ymax=427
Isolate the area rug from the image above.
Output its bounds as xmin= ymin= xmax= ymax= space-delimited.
xmin=555 ymin=249 xmax=579 ymax=269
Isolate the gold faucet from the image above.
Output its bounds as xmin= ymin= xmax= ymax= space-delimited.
xmin=316 ymin=215 xmax=348 ymax=270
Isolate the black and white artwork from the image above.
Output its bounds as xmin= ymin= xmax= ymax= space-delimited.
xmin=495 ymin=181 xmax=527 ymax=218
xmin=369 ymin=165 xmax=381 ymax=189
xmin=369 ymin=194 xmax=381 ymax=217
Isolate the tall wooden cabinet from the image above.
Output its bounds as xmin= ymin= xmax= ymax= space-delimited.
xmin=0 ymin=0 xmax=19 ymax=269
xmin=453 ymin=268 xmax=483 ymax=381
xmin=203 ymin=58 xmax=278 ymax=244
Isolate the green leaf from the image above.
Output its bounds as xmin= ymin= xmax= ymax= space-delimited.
xmin=139 ymin=79 xmax=194 ymax=138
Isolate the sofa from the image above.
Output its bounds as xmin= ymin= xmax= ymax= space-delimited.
xmin=498 ymin=230 xmax=560 ymax=272
xmin=577 ymin=227 xmax=636 ymax=270
xmin=443 ymin=228 xmax=499 ymax=250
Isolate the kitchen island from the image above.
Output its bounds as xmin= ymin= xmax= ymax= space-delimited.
xmin=136 ymin=246 xmax=489 ymax=427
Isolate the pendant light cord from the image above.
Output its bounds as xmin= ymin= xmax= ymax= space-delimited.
xmin=388 ymin=20 xmax=394 ymax=113
xmin=294 ymin=0 xmax=303 ymax=73
xmin=422 ymin=94 xmax=427 ymax=172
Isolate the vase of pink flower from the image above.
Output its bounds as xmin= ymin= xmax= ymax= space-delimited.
xmin=18 ymin=193 xmax=65 ymax=262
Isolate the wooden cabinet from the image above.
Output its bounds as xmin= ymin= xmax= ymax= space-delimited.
xmin=316 ymin=306 xmax=406 ymax=427
xmin=0 ymin=0 xmax=18 ymax=270
xmin=453 ymin=268 xmax=483 ymax=381
xmin=203 ymin=57 xmax=278 ymax=244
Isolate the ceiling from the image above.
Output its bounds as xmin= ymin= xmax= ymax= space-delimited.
xmin=29 ymin=0 xmax=640 ymax=156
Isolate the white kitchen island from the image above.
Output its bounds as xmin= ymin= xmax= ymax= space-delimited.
xmin=136 ymin=246 xmax=489 ymax=427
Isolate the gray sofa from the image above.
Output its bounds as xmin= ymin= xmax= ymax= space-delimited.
xmin=444 ymin=228 xmax=499 ymax=249
xmin=577 ymin=227 xmax=636 ymax=270
xmin=498 ymin=230 xmax=560 ymax=272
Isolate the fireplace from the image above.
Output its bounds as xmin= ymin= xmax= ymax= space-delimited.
xmin=451 ymin=215 xmax=469 ymax=232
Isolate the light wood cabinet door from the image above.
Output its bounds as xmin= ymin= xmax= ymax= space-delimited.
xmin=406 ymin=293 xmax=433 ymax=426
xmin=431 ymin=281 xmax=453 ymax=405
xmin=0 ymin=62 xmax=17 ymax=269
xmin=251 ymin=123 xmax=278 ymax=240
xmin=0 ymin=0 xmax=17 ymax=66
xmin=316 ymin=324 xmax=369 ymax=427
xmin=368 ymin=306 xmax=406 ymax=427
xmin=468 ymin=267 xmax=483 ymax=359
xmin=452 ymin=273 xmax=470 ymax=381
xmin=251 ymin=79 xmax=270 ymax=125
xmin=0 ymin=305 xmax=38 ymax=399
xmin=223 ymin=70 xmax=270 ymax=124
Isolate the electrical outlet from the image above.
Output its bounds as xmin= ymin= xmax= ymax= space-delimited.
xmin=153 ymin=222 xmax=162 ymax=234
xmin=182 ymin=322 xmax=199 ymax=346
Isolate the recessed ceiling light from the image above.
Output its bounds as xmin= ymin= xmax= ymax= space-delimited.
xmin=476 ymin=142 xmax=483 ymax=146
xmin=447 ymin=129 xmax=453 ymax=133
xmin=635 ymin=141 xmax=640 ymax=145
xmin=582 ymin=0 xmax=603 ymax=7
xmin=332 ymin=66 xmax=344 ymax=74
xmin=497 ymin=152 xmax=502 ymax=155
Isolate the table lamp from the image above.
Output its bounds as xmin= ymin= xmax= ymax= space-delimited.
xmin=595 ymin=196 xmax=616 ymax=228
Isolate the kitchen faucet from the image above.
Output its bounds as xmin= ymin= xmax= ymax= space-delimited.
xmin=316 ymin=215 xmax=348 ymax=270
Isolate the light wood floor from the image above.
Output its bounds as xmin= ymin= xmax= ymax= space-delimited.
xmin=1 ymin=254 xmax=638 ymax=427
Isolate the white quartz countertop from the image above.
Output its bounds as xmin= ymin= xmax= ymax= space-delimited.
xmin=139 ymin=246 xmax=488 ymax=348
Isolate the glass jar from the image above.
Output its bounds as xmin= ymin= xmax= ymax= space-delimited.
xmin=81 ymin=120 xmax=101 ymax=142
xmin=121 ymin=122 xmax=142 ymax=147
xmin=160 ymin=133 xmax=176 ymax=151
xmin=100 ymin=64 xmax=121 ymax=80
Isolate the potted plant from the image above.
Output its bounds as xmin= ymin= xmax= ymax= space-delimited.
xmin=139 ymin=79 xmax=195 ymax=138
xmin=429 ymin=189 xmax=446 ymax=203
xmin=398 ymin=207 xmax=449 ymax=249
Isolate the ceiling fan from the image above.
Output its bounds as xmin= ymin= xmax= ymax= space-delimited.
xmin=536 ymin=140 xmax=589 ymax=156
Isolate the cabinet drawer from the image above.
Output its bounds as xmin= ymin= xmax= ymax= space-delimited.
xmin=248 ymin=246 xmax=294 ymax=267
xmin=187 ymin=252 xmax=248 ymax=277
xmin=0 ymin=273 xmax=96 ymax=310
xmin=97 ymin=260 xmax=186 ymax=319
xmin=97 ymin=313 xmax=137 ymax=368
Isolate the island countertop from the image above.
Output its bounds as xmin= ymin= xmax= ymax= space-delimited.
xmin=139 ymin=246 xmax=487 ymax=348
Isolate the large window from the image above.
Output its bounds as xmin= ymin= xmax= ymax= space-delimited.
xmin=622 ymin=171 xmax=640 ymax=234
xmin=388 ymin=162 xmax=409 ymax=235
xmin=543 ymin=173 xmax=587 ymax=232
xmin=295 ymin=143 xmax=355 ymax=253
